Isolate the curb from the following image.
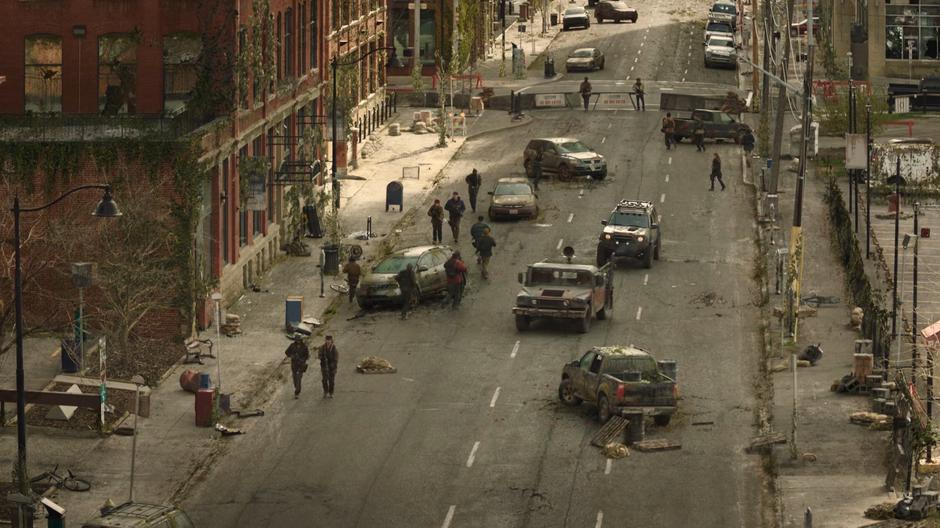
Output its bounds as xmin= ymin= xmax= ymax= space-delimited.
xmin=465 ymin=114 xmax=535 ymax=141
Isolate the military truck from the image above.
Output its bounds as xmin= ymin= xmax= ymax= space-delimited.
xmin=596 ymin=200 xmax=662 ymax=268
xmin=558 ymin=345 xmax=678 ymax=424
xmin=513 ymin=248 xmax=613 ymax=333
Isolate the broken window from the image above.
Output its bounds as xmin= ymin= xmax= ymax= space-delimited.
xmin=24 ymin=34 xmax=62 ymax=113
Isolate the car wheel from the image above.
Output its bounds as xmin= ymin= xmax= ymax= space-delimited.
xmin=597 ymin=394 xmax=612 ymax=423
xmin=654 ymin=414 xmax=672 ymax=426
xmin=558 ymin=164 xmax=571 ymax=181
xmin=578 ymin=308 xmax=592 ymax=333
xmin=596 ymin=246 xmax=611 ymax=267
xmin=558 ymin=379 xmax=583 ymax=406
xmin=654 ymin=236 xmax=661 ymax=260
xmin=515 ymin=314 xmax=530 ymax=331
xmin=643 ymin=248 xmax=653 ymax=269
xmin=597 ymin=16 xmax=603 ymax=23
xmin=591 ymin=169 xmax=607 ymax=180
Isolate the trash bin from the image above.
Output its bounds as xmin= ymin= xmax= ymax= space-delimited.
xmin=194 ymin=388 xmax=214 ymax=427
xmin=550 ymin=13 xmax=558 ymax=25
xmin=322 ymin=244 xmax=340 ymax=275
xmin=60 ymin=338 xmax=82 ymax=373
xmin=544 ymin=56 xmax=555 ymax=78
xmin=198 ymin=372 xmax=212 ymax=390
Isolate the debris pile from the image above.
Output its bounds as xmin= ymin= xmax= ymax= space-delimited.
xmin=221 ymin=313 xmax=242 ymax=337
xmin=863 ymin=502 xmax=897 ymax=520
xmin=850 ymin=411 xmax=891 ymax=430
xmin=602 ymin=443 xmax=630 ymax=459
xmin=356 ymin=356 xmax=397 ymax=374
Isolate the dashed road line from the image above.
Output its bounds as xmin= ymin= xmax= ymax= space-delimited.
xmin=636 ymin=306 xmax=643 ymax=320
xmin=643 ymin=273 xmax=649 ymax=286
xmin=567 ymin=213 xmax=574 ymax=223
xmin=684 ymin=68 xmax=688 ymax=74
xmin=638 ymin=49 xmax=642 ymax=55
xmin=630 ymin=66 xmax=635 ymax=71
xmin=579 ymin=189 xmax=585 ymax=198
xmin=601 ymin=136 xmax=606 ymax=144
xmin=595 ymin=511 xmax=605 ymax=528
xmin=660 ymin=193 xmax=665 ymax=203
xmin=640 ymin=41 xmax=645 ymax=47
xmin=608 ymin=122 xmax=613 ymax=129
xmin=605 ymin=458 xmax=613 ymax=475
xmin=556 ymin=238 xmax=564 ymax=250
xmin=681 ymin=77 xmax=686 ymax=82
xmin=511 ymin=340 xmax=520 ymax=358
xmin=466 ymin=441 xmax=481 ymax=468
xmin=490 ymin=387 xmax=501 ymax=408
xmin=442 ymin=506 xmax=456 ymax=528
xmin=665 ymin=174 xmax=670 ymax=182
xmin=668 ymin=157 xmax=672 ymax=165
xmin=634 ymin=57 xmax=638 ymax=63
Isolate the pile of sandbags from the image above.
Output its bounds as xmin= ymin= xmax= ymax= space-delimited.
xmin=221 ymin=313 xmax=242 ymax=337
xmin=410 ymin=110 xmax=440 ymax=134
xmin=602 ymin=443 xmax=629 ymax=459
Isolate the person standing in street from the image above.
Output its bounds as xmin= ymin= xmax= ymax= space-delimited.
xmin=444 ymin=192 xmax=466 ymax=243
xmin=342 ymin=256 xmax=361 ymax=303
xmin=443 ymin=251 xmax=468 ymax=308
xmin=465 ymin=169 xmax=482 ymax=213
xmin=741 ymin=129 xmax=756 ymax=165
xmin=475 ymin=228 xmax=496 ymax=280
xmin=579 ymin=77 xmax=592 ymax=111
xmin=532 ymin=149 xmax=544 ymax=190
xmin=395 ymin=263 xmax=418 ymax=320
xmin=428 ymin=199 xmax=445 ymax=244
xmin=662 ymin=112 xmax=676 ymax=150
xmin=693 ymin=118 xmax=706 ymax=152
xmin=285 ymin=335 xmax=310 ymax=399
xmin=633 ymin=78 xmax=645 ymax=111
xmin=318 ymin=335 xmax=339 ymax=398
xmin=710 ymin=152 xmax=726 ymax=191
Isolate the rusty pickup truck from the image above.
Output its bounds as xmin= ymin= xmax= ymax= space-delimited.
xmin=558 ymin=345 xmax=678 ymax=424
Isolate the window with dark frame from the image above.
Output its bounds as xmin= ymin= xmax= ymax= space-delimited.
xmin=285 ymin=8 xmax=294 ymax=78
xmin=310 ymin=0 xmax=318 ymax=69
xmin=162 ymin=33 xmax=203 ymax=115
xmin=299 ymin=3 xmax=307 ymax=74
xmin=98 ymin=33 xmax=139 ymax=114
xmin=276 ymin=12 xmax=283 ymax=81
xmin=24 ymin=34 xmax=62 ymax=113
xmin=222 ymin=159 xmax=231 ymax=263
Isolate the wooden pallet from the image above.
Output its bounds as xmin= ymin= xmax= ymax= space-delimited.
xmin=591 ymin=416 xmax=629 ymax=447
xmin=633 ymin=439 xmax=682 ymax=452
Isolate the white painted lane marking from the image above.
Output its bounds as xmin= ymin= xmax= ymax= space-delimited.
xmin=665 ymin=174 xmax=670 ymax=182
xmin=511 ymin=340 xmax=520 ymax=358
xmin=579 ymin=189 xmax=585 ymax=198
xmin=640 ymin=41 xmax=645 ymax=47
xmin=630 ymin=66 xmax=635 ymax=72
xmin=601 ymin=136 xmax=606 ymax=144
xmin=490 ymin=387 xmax=501 ymax=408
xmin=605 ymin=458 xmax=613 ymax=475
xmin=626 ymin=75 xmax=630 ymax=80
xmin=668 ymin=157 xmax=672 ymax=165
xmin=681 ymin=78 xmax=686 ymax=82
xmin=638 ymin=49 xmax=642 ymax=55
xmin=466 ymin=441 xmax=481 ymax=467
xmin=442 ymin=505 xmax=456 ymax=528
xmin=643 ymin=273 xmax=649 ymax=286
xmin=684 ymin=68 xmax=688 ymax=74
xmin=660 ymin=193 xmax=665 ymax=203
xmin=556 ymin=238 xmax=564 ymax=250
xmin=636 ymin=306 xmax=643 ymax=320
xmin=634 ymin=57 xmax=638 ymax=63
xmin=596 ymin=511 xmax=604 ymax=528
xmin=567 ymin=213 xmax=574 ymax=223
xmin=687 ymin=51 xmax=691 ymax=56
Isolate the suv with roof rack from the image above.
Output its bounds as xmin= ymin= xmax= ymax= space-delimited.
xmin=596 ymin=200 xmax=661 ymax=268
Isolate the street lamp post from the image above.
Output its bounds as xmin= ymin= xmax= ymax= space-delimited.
xmin=330 ymin=47 xmax=396 ymax=212
xmin=10 ymin=184 xmax=121 ymax=526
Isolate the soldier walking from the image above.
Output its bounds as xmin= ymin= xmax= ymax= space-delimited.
xmin=428 ymin=199 xmax=445 ymax=244
xmin=662 ymin=112 xmax=676 ymax=150
xmin=532 ymin=150 xmax=544 ymax=190
xmin=693 ymin=118 xmax=706 ymax=152
xmin=444 ymin=192 xmax=466 ymax=243
xmin=633 ymin=78 xmax=645 ymax=111
xmin=285 ymin=335 xmax=310 ymax=399
xmin=579 ymin=77 xmax=593 ymax=111
xmin=395 ymin=263 xmax=418 ymax=320
xmin=741 ymin=129 xmax=756 ymax=164
xmin=443 ymin=251 xmax=468 ymax=308
xmin=318 ymin=335 xmax=339 ymax=398
xmin=465 ymin=168 xmax=482 ymax=213
xmin=470 ymin=216 xmax=491 ymax=251
xmin=475 ymin=228 xmax=496 ymax=280
xmin=709 ymin=152 xmax=726 ymax=191
xmin=342 ymin=256 xmax=361 ymax=303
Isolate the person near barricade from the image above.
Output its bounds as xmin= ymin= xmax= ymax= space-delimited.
xmin=633 ymin=78 xmax=645 ymax=111
xmin=444 ymin=192 xmax=466 ymax=243
xmin=465 ymin=169 xmax=482 ymax=213
xmin=318 ymin=335 xmax=339 ymax=398
xmin=342 ymin=256 xmax=361 ymax=303
xmin=475 ymin=228 xmax=496 ymax=280
xmin=428 ymin=199 xmax=445 ymax=244
xmin=693 ymin=118 xmax=706 ymax=152
xmin=710 ymin=152 xmax=726 ymax=191
xmin=285 ymin=335 xmax=310 ymax=399
xmin=662 ymin=112 xmax=676 ymax=150
xmin=580 ymin=77 xmax=593 ymax=111
xmin=395 ymin=263 xmax=418 ymax=320
xmin=443 ymin=251 xmax=468 ymax=308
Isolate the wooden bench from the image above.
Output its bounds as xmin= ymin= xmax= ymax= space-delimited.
xmin=183 ymin=337 xmax=214 ymax=365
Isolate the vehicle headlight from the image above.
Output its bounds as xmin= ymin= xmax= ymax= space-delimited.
xmin=563 ymin=300 xmax=570 ymax=307
xmin=531 ymin=298 xmax=538 ymax=305
xmin=637 ymin=236 xmax=646 ymax=242
xmin=604 ymin=234 xmax=612 ymax=240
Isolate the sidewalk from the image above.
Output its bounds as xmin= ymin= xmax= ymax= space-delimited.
xmin=4 ymin=107 xmax=533 ymax=524
xmin=476 ymin=7 xmax=565 ymax=90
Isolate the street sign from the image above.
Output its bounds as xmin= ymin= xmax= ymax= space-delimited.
xmin=534 ymin=94 xmax=565 ymax=107
xmin=845 ymin=133 xmax=867 ymax=169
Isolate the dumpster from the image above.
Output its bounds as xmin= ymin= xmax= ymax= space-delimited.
xmin=60 ymin=338 xmax=82 ymax=373
xmin=323 ymin=244 xmax=340 ymax=275
xmin=195 ymin=388 xmax=214 ymax=427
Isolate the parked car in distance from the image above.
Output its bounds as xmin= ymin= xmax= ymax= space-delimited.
xmin=558 ymin=345 xmax=678 ymax=424
xmin=704 ymin=35 xmax=738 ymax=68
xmin=563 ymin=6 xmax=591 ymax=30
xmin=566 ymin=48 xmax=605 ymax=72
xmin=704 ymin=21 xmax=734 ymax=44
xmin=82 ymin=502 xmax=194 ymax=528
xmin=790 ymin=17 xmax=820 ymax=36
xmin=672 ymin=109 xmax=751 ymax=143
xmin=356 ymin=245 xmax=453 ymax=309
xmin=488 ymin=178 xmax=539 ymax=220
xmin=595 ymin=0 xmax=638 ymax=23
xmin=523 ymin=138 xmax=607 ymax=181
xmin=707 ymin=0 xmax=737 ymax=29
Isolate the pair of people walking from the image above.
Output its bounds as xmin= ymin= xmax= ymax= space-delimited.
xmin=285 ymin=335 xmax=339 ymax=399
xmin=470 ymin=216 xmax=496 ymax=280
xmin=428 ymin=192 xmax=467 ymax=244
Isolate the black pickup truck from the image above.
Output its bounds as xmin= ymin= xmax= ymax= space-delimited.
xmin=673 ymin=109 xmax=751 ymax=144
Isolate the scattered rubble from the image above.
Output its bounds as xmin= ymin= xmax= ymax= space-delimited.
xmin=221 ymin=313 xmax=242 ymax=337
xmin=356 ymin=356 xmax=397 ymax=374
xmin=850 ymin=411 xmax=891 ymax=430
xmin=864 ymin=502 xmax=897 ymax=520
xmin=746 ymin=432 xmax=787 ymax=452
xmin=602 ymin=443 xmax=630 ymax=459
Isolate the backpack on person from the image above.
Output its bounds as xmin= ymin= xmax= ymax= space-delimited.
xmin=444 ymin=258 xmax=458 ymax=277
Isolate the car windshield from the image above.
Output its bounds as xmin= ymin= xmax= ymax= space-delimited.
xmin=556 ymin=141 xmax=592 ymax=153
xmin=710 ymin=38 xmax=735 ymax=48
xmin=571 ymin=50 xmax=594 ymax=58
xmin=373 ymin=255 xmax=419 ymax=274
xmin=529 ymin=268 xmax=593 ymax=286
xmin=603 ymin=355 xmax=660 ymax=379
xmin=565 ymin=7 xmax=585 ymax=14
xmin=609 ymin=211 xmax=650 ymax=227
xmin=707 ymin=22 xmax=733 ymax=32
xmin=495 ymin=182 xmax=532 ymax=195
xmin=711 ymin=3 xmax=736 ymax=14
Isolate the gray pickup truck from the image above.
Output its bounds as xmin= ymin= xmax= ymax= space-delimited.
xmin=558 ymin=345 xmax=678 ymax=424
xmin=673 ymin=109 xmax=751 ymax=143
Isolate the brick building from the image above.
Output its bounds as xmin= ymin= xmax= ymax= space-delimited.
xmin=0 ymin=0 xmax=392 ymax=345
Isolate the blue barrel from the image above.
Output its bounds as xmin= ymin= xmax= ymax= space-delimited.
xmin=198 ymin=372 xmax=212 ymax=389
xmin=60 ymin=338 xmax=82 ymax=373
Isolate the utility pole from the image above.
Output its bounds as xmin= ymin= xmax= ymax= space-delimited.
xmin=866 ymin=104 xmax=872 ymax=259
xmin=413 ymin=0 xmax=422 ymax=73
xmin=768 ymin=0 xmax=796 ymax=194
xmin=761 ymin=0 xmax=772 ymax=113
xmin=891 ymin=155 xmax=901 ymax=375
xmin=913 ymin=203 xmax=920 ymax=372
